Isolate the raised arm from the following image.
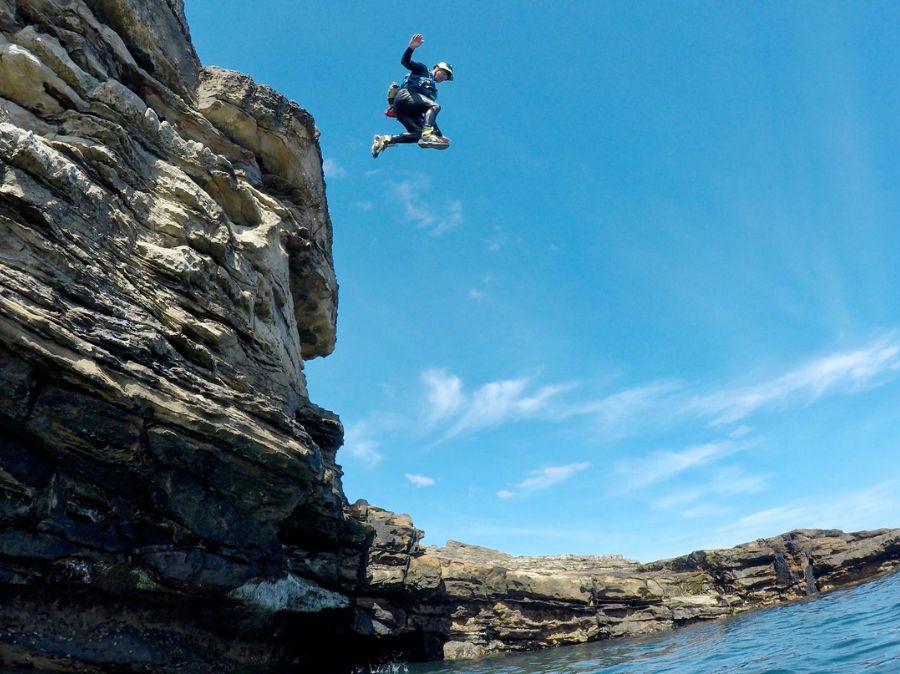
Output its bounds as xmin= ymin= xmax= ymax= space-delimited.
xmin=400 ymin=33 xmax=429 ymax=75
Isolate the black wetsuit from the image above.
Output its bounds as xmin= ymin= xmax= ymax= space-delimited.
xmin=389 ymin=47 xmax=443 ymax=144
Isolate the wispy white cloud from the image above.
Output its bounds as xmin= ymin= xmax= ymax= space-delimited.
xmin=343 ymin=421 xmax=383 ymax=467
xmin=652 ymin=488 xmax=706 ymax=511
xmin=444 ymin=377 xmax=574 ymax=440
xmin=651 ymin=466 xmax=768 ymax=514
xmin=729 ymin=425 xmax=754 ymax=438
xmin=632 ymin=480 xmax=900 ymax=561
xmin=484 ymin=226 xmax=508 ymax=252
xmin=417 ymin=368 xmax=576 ymax=442
xmin=436 ymin=200 xmax=463 ymax=235
xmin=322 ymin=157 xmax=346 ymax=179
xmin=517 ymin=462 xmax=591 ymax=491
xmin=694 ymin=338 xmax=900 ymax=425
xmin=712 ymin=467 xmax=768 ymax=496
xmin=411 ymin=338 xmax=900 ymax=452
xmin=341 ymin=411 xmax=407 ymax=468
xmin=456 ymin=523 xmax=615 ymax=547
xmin=711 ymin=481 xmax=900 ymax=547
xmin=467 ymin=273 xmax=496 ymax=302
xmin=554 ymin=381 xmax=685 ymax=442
xmin=343 ymin=337 xmax=900 ymax=512
xmin=615 ymin=440 xmax=741 ymax=492
xmin=683 ymin=504 xmax=730 ymax=519
xmin=499 ymin=461 xmax=591 ymax=499
xmin=389 ymin=174 xmax=462 ymax=235
xmin=405 ymin=473 xmax=435 ymax=487
xmin=421 ymin=368 xmax=464 ymax=426
xmin=355 ymin=200 xmax=374 ymax=211
xmin=558 ymin=337 xmax=900 ymax=445
xmin=560 ymin=382 xmax=682 ymax=420
xmin=716 ymin=505 xmax=809 ymax=540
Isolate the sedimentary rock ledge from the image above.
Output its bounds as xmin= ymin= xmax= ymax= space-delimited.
xmin=360 ymin=520 xmax=900 ymax=660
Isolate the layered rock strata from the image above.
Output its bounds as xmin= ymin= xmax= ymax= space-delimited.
xmin=2 ymin=1 xmax=899 ymax=672
xmin=364 ymin=528 xmax=900 ymax=660
xmin=0 ymin=0 xmax=357 ymax=671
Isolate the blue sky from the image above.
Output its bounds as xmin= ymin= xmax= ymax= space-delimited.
xmin=185 ymin=2 xmax=900 ymax=562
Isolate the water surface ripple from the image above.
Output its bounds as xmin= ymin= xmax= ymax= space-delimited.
xmin=407 ymin=570 xmax=900 ymax=673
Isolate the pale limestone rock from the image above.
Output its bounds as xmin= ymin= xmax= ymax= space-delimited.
xmin=506 ymin=569 xmax=592 ymax=604
xmin=441 ymin=560 xmax=508 ymax=599
xmin=12 ymin=26 xmax=100 ymax=95
xmin=443 ymin=639 xmax=506 ymax=660
xmin=229 ymin=574 xmax=350 ymax=612
xmin=367 ymin=564 xmax=407 ymax=590
xmin=406 ymin=554 xmax=443 ymax=591
xmin=196 ymin=66 xmax=337 ymax=357
xmin=0 ymin=42 xmax=87 ymax=114
xmin=592 ymin=574 xmax=664 ymax=602
xmin=397 ymin=529 xmax=900 ymax=660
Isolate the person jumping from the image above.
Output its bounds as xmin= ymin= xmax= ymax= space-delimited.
xmin=371 ymin=33 xmax=454 ymax=158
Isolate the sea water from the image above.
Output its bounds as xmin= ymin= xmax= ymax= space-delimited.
xmin=404 ymin=569 xmax=900 ymax=674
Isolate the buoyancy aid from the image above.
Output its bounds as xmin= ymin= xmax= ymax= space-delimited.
xmin=401 ymin=72 xmax=438 ymax=99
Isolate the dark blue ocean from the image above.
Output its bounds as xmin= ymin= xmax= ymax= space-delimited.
xmin=404 ymin=569 xmax=900 ymax=674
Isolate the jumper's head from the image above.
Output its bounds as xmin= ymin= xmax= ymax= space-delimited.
xmin=433 ymin=62 xmax=454 ymax=82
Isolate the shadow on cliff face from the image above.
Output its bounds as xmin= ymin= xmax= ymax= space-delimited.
xmin=0 ymin=587 xmax=336 ymax=673
xmin=0 ymin=584 xmax=437 ymax=673
xmin=274 ymin=613 xmax=440 ymax=673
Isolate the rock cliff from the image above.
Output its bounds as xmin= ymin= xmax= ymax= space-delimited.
xmin=1 ymin=2 xmax=899 ymax=672
xmin=0 ymin=0 xmax=354 ymax=670
xmin=408 ymin=528 xmax=900 ymax=659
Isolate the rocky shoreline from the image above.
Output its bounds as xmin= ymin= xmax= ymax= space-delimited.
xmin=404 ymin=527 xmax=900 ymax=659
xmin=1 ymin=1 xmax=899 ymax=671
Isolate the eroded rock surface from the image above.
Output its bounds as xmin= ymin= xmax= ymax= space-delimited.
xmin=2 ymin=2 xmax=899 ymax=672
xmin=357 ymin=528 xmax=900 ymax=660
xmin=0 ymin=0 xmax=350 ymax=670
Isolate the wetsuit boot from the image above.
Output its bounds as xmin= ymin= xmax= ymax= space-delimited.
xmin=417 ymin=127 xmax=449 ymax=149
xmin=371 ymin=134 xmax=393 ymax=158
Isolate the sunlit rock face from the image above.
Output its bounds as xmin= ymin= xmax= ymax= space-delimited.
xmin=3 ymin=2 xmax=900 ymax=672
xmin=411 ymin=529 xmax=900 ymax=659
xmin=0 ymin=0 xmax=352 ymax=670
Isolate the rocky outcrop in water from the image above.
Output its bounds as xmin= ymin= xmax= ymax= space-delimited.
xmin=390 ymin=528 xmax=900 ymax=659
xmin=2 ymin=2 xmax=899 ymax=671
